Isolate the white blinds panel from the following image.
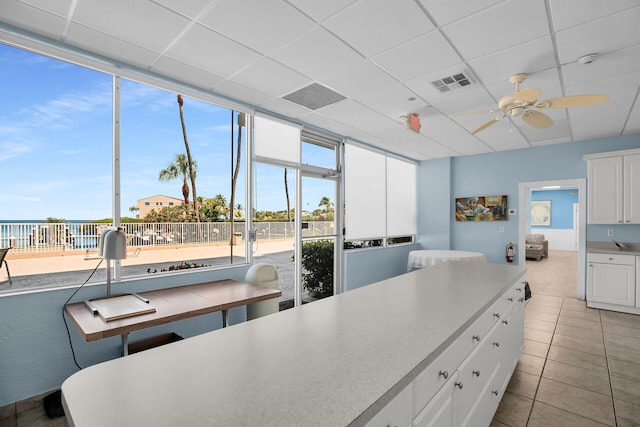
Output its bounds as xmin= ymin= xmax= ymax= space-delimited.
xmin=386 ymin=157 xmax=416 ymax=236
xmin=253 ymin=116 xmax=300 ymax=164
xmin=344 ymin=144 xmax=386 ymax=239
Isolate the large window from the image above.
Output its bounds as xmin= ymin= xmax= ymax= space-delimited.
xmin=0 ymin=44 xmax=248 ymax=293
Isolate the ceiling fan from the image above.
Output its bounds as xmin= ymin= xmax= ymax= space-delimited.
xmin=452 ymin=73 xmax=609 ymax=135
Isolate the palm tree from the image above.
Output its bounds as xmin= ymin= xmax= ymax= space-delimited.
xmin=177 ymin=94 xmax=200 ymax=222
xmin=159 ymin=153 xmax=195 ymax=206
xmin=284 ymin=168 xmax=291 ymax=222
xmin=319 ymin=196 xmax=333 ymax=213
xmin=230 ymin=112 xmax=244 ymax=256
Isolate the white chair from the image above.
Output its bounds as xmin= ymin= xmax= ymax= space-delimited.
xmin=245 ymin=263 xmax=280 ymax=321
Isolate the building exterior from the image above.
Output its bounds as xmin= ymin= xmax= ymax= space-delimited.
xmin=136 ymin=195 xmax=184 ymax=219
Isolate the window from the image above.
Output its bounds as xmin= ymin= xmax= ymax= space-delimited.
xmin=0 ymin=44 xmax=248 ymax=293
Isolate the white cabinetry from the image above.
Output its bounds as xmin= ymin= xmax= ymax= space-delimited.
xmin=367 ymin=280 xmax=525 ymax=427
xmin=585 ymin=149 xmax=640 ymax=224
xmin=587 ymin=253 xmax=636 ymax=310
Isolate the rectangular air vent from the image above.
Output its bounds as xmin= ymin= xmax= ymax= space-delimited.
xmin=431 ymin=72 xmax=472 ymax=93
xmin=283 ymin=83 xmax=346 ymax=110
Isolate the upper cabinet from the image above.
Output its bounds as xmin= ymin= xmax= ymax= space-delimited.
xmin=585 ymin=149 xmax=640 ymax=224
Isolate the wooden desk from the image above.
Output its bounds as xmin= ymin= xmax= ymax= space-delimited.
xmin=64 ymin=279 xmax=281 ymax=355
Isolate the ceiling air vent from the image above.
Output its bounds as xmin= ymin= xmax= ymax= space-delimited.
xmin=431 ymin=72 xmax=473 ymax=93
xmin=283 ymin=83 xmax=346 ymax=110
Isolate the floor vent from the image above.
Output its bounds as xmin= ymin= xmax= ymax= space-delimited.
xmin=283 ymin=83 xmax=346 ymax=110
xmin=431 ymin=72 xmax=472 ymax=93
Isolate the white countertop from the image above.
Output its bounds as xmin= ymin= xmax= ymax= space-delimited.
xmin=587 ymin=241 xmax=640 ymax=256
xmin=62 ymin=262 xmax=526 ymax=427
xmin=407 ymin=249 xmax=486 ymax=271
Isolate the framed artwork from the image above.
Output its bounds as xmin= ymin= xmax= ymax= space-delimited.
xmin=455 ymin=195 xmax=508 ymax=221
xmin=531 ymin=200 xmax=551 ymax=226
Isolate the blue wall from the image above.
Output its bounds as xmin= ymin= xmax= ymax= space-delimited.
xmin=531 ymin=189 xmax=578 ymax=229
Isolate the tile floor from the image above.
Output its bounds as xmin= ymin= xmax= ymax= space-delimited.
xmin=3 ymin=295 xmax=640 ymax=426
xmin=492 ymin=294 xmax=640 ymax=427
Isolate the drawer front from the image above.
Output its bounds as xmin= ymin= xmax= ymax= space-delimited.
xmin=588 ymin=252 xmax=635 ymax=265
xmin=365 ymin=382 xmax=412 ymax=427
xmin=457 ymin=330 xmax=500 ymax=417
xmin=460 ymin=363 xmax=502 ymax=427
xmin=413 ymin=337 xmax=464 ymax=418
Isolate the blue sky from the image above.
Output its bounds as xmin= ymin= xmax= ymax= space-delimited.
xmin=0 ymin=43 xmax=334 ymax=221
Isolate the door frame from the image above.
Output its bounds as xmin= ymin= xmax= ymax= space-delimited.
xmin=518 ymin=179 xmax=586 ymax=300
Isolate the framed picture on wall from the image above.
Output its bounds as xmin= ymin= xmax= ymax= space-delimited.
xmin=531 ymin=200 xmax=551 ymax=226
xmin=455 ymin=195 xmax=508 ymax=221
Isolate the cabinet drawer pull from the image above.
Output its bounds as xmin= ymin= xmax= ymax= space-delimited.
xmin=493 ymin=313 xmax=500 ymax=319
xmin=502 ymin=320 xmax=509 ymax=325
xmin=472 ymin=335 xmax=480 ymax=342
xmin=507 ymin=297 xmax=513 ymax=302
xmin=518 ymin=298 xmax=524 ymax=303
xmin=516 ymin=287 xmax=522 ymax=292
xmin=439 ymin=370 xmax=449 ymax=380
xmin=473 ymin=370 xmax=480 ymax=377
xmin=492 ymin=390 xmax=499 ymax=396
xmin=493 ymin=341 xmax=500 ymax=348
xmin=455 ymin=381 xmax=463 ymax=389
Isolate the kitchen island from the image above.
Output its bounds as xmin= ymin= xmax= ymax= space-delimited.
xmin=62 ymin=261 xmax=526 ymax=427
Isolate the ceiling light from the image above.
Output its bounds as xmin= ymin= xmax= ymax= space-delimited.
xmin=578 ymin=54 xmax=598 ymax=65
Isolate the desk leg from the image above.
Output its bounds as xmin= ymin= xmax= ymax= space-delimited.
xmin=121 ymin=333 xmax=129 ymax=357
xmin=222 ymin=310 xmax=228 ymax=328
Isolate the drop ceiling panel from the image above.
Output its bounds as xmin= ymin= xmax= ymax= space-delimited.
xmin=0 ymin=0 xmax=67 ymax=38
xmin=232 ymin=58 xmax=311 ymax=97
xmin=214 ymin=79 xmax=273 ymax=107
xmin=476 ymin=124 xmax=530 ymax=151
xmin=555 ymin=6 xmax=640 ymax=65
xmin=165 ymin=24 xmax=261 ymax=78
xmin=427 ymin=86 xmax=496 ymax=117
xmin=518 ymin=117 xmax=571 ymax=143
xmin=371 ymin=31 xmax=462 ymax=82
xmin=468 ymin=37 xmax=556 ymax=86
xmin=271 ymin=27 xmax=362 ymax=80
xmin=442 ymin=0 xmax=550 ymax=60
xmin=323 ymin=0 xmax=434 ymax=58
xmin=548 ymin=0 xmax=639 ymax=31
xmin=72 ymin=0 xmax=189 ymax=53
xmin=420 ymin=115 xmax=493 ymax=156
xmin=153 ymin=57 xmax=225 ymax=90
xmin=153 ymin=0 xmax=213 ymax=19
xmin=201 ymin=0 xmax=314 ymax=55
xmin=322 ymin=60 xmax=398 ymax=101
xmin=286 ymin=0 xmax=358 ymax=23
xmin=418 ymin=0 xmax=504 ymax=26
xmin=356 ymin=83 xmax=426 ymax=122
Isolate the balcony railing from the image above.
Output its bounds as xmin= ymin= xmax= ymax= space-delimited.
xmin=0 ymin=221 xmax=334 ymax=254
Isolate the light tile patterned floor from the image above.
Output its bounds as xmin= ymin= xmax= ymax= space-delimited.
xmin=492 ymin=295 xmax=640 ymax=427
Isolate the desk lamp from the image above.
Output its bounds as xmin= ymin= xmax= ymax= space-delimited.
xmin=98 ymin=227 xmax=127 ymax=296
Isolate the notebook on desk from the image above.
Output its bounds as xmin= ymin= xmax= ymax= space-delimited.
xmin=88 ymin=294 xmax=156 ymax=322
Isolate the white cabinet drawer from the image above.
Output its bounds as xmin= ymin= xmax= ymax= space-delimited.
xmin=413 ymin=372 xmax=457 ymax=427
xmin=412 ymin=337 xmax=464 ymax=418
xmin=588 ymin=253 xmax=635 ymax=265
xmin=365 ymin=383 xmax=412 ymax=427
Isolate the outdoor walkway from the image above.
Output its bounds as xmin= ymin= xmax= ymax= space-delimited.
xmin=0 ymin=240 xmax=296 ymax=299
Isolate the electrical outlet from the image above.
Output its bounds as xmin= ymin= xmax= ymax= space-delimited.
xmin=608 ymin=229 xmax=614 ymax=237
xmin=499 ymin=226 xmax=504 ymax=233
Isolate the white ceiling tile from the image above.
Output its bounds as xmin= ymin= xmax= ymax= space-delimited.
xmin=201 ymin=0 xmax=314 ymax=55
xmin=323 ymin=0 xmax=434 ymax=57
xmin=475 ymin=124 xmax=530 ymax=151
xmin=321 ymin=60 xmax=397 ymax=100
xmin=317 ymin=99 xmax=397 ymax=132
xmin=420 ymin=114 xmax=493 ymax=156
xmin=442 ymin=0 xmax=549 ymax=60
xmin=469 ymin=37 xmax=557 ymax=85
xmin=418 ymin=0 xmax=504 ymax=26
xmin=214 ymin=79 xmax=273 ymax=106
xmin=561 ymin=44 xmax=640 ymax=88
xmin=548 ymin=0 xmax=640 ymax=31
xmin=623 ymin=103 xmax=640 ymax=135
xmin=66 ymin=24 xmax=159 ymax=68
xmin=0 ymin=0 xmax=67 ymax=39
xmin=356 ymin=83 xmax=426 ymax=121
xmin=284 ymin=0 xmax=357 ymax=22
xmin=257 ymin=97 xmax=315 ymax=120
xmin=17 ymin=0 xmax=72 ymax=17
xmin=166 ymin=24 xmax=261 ymax=78
xmin=518 ymin=116 xmax=571 ymax=143
xmin=231 ymin=58 xmax=311 ymax=97
xmin=371 ymin=31 xmax=462 ymax=82
xmin=153 ymin=0 xmax=214 ymax=19
xmin=271 ymin=27 xmax=362 ymax=80
xmin=428 ymin=86 xmax=496 ymax=116
xmin=153 ymin=57 xmax=225 ymax=90
xmin=72 ymin=0 xmax=189 ymax=52
xmin=555 ymin=7 xmax=640 ymax=65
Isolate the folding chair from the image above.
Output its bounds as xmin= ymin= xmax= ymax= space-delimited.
xmin=0 ymin=248 xmax=11 ymax=285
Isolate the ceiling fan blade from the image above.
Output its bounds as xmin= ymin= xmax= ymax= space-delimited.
xmin=522 ymin=110 xmax=553 ymax=129
xmin=448 ymin=108 xmax=501 ymax=118
xmin=514 ymin=87 xmax=541 ymax=103
xmin=470 ymin=114 xmax=505 ymax=135
xmin=540 ymin=95 xmax=609 ymax=109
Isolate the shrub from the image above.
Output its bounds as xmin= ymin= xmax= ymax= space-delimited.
xmin=299 ymin=240 xmax=334 ymax=298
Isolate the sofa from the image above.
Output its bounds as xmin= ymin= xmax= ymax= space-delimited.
xmin=525 ymin=234 xmax=548 ymax=261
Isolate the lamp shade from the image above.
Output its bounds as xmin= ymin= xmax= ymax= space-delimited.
xmin=98 ymin=228 xmax=127 ymax=260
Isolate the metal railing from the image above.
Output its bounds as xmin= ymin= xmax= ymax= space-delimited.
xmin=0 ymin=221 xmax=334 ymax=254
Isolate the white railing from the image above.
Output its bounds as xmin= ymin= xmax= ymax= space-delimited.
xmin=0 ymin=221 xmax=334 ymax=254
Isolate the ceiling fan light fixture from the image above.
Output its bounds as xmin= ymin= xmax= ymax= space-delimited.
xmin=510 ymin=107 xmax=525 ymax=117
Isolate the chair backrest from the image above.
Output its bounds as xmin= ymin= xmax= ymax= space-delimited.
xmin=526 ymin=234 xmax=545 ymax=244
xmin=245 ymin=263 xmax=279 ymax=289
xmin=0 ymin=248 xmax=9 ymax=263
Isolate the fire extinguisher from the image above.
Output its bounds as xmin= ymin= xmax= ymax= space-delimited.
xmin=506 ymin=242 xmax=516 ymax=263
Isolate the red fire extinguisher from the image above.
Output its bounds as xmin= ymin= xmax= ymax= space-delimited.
xmin=506 ymin=242 xmax=516 ymax=263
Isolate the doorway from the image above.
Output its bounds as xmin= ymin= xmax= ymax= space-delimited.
xmin=518 ymin=179 xmax=586 ymax=299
